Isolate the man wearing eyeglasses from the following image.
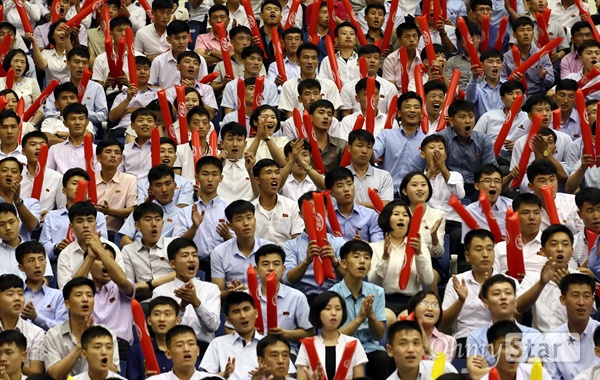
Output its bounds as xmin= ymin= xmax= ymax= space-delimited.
xmin=461 ymin=164 xmax=513 ymax=243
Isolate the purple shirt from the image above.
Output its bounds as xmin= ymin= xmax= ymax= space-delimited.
xmin=93 ymin=280 xmax=135 ymax=344
xmin=120 ymin=139 xmax=152 ymax=180
xmin=46 ymin=139 xmax=98 ymax=175
xmin=560 ymin=50 xmax=583 ymax=79
xmin=194 ymin=31 xmax=227 ymax=52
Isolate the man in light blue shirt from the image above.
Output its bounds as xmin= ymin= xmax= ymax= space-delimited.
xmin=283 ymin=192 xmax=346 ymax=303
xmin=326 ymin=167 xmax=383 ymax=242
xmin=553 ymin=79 xmax=581 ymax=140
xmin=465 ymin=49 xmax=505 ymax=120
xmin=330 ymin=240 xmax=389 ymax=380
xmin=18 ymin=241 xmax=68 ymax=331
xmin=373 ymin=92 xmax=426 ymax=195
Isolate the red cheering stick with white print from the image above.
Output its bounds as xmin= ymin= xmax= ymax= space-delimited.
xmin=151 ymin=127 xmax=160 ymax=167
xmin=23 ymin=80 xmax=59 ymax=122
xmin=15 ymin=0 xmax=33 ymax=34
xmin=494 ymin=94 xmax=523 ymax=157
xmin=479 ymin=190 xmax=503 ymax=242
xmin=31 ymin=143 xmax=48 ymax=200
xmin=175 ymin=85 xmax=188 ymax=144
xmin=365 ymin=77 xmax=376 ymax=134
xmin=78 ymin=68 xmax=92 ymax=103
xmin=313 ymin=191 xmax=336 ymax=280
xmin=399 ymin=204 xmax=423 ymax=290
xmin=84 ymin=134 xmax=97 ymax=204
xmin=214 ymin=22 xmax=234 ymax=79
xmin=237 ymin=78 xmax=246 ymax=127
xmin=302 ymin=199 xmax=325 ymax=286
xmin=253 ymin=76 xmax=264 ymax=110
xmin=247 ymin=265 xmax=265 ymax=333
xmin=266 ymin=271 xmax=278 ymax=330
xmin=157 ymin=89 xmax=177 ymax=142
xmin=132 ymin=299 xmax=160 ymax=373
xmin=506 ymin=209 xmax=525 ymax=281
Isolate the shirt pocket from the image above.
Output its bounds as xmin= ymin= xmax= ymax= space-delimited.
xmin=277 ymin=216 xmax=291 ymax=235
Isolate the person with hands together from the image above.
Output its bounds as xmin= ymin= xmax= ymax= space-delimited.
xmin=92 ymin=17 xmax=134 ymax=92
xmin=251 ymin=335 xmax=299 ymax=380
xmin=0 ymin=330 xmax=28 ymax=380
xmin=278 ymin=139 xmax=325 ymax=202
xmin=246 ymin=106 xmax=288 ymax=167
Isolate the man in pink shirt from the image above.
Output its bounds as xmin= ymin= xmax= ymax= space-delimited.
xmin=195 ymin=4 xmax=230 ymax=66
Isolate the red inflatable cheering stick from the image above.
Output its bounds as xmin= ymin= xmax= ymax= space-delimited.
xmin=399 ymin=204 xmax=423 ymax=290
xmin=132 ymin=299 xmax=160 ymax=374
xmin=506 ymin=211 xmax=525 ymax=281
xmin=302 ymin=199 xmax=325 ymax=285
xmin=31 ymin=143 xmax=48 ymax=200
xmin=479 ymin=190 xmax=503 ymax=242
xmin=151 ymin=127 xmax=161 ymax=167
xmin=83 ymin=134 xmax=97 ymax=204
xmin=266 ymin=271 xmax=278 ymax=331
xmin=313 ymin=192 xmax=336 ymax=280
xmin=368 ymin=188 xmax=385 ymax=213
xmin=246 ymin=266 xmax=265 ymax=333
xmin=540 ymin=184 xmax=559 ymax=224
xmin=449 ymin=194 xmax=479 ymax=230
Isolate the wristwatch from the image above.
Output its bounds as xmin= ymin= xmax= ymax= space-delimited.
xmin=543 ymin=150 xmax=550 ymax=157
xmin=206 ymin=49 xmax=213 ymax=56
xmin=14 ymin=198 xmax=24 ymax=207
xmin=264 ymin=137 xmax=271 ymax=142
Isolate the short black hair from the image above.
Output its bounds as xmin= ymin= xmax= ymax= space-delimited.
xmin=479 ymin=48 xmax=503 ymax=63
xmin=167 ymin=237 xmax=197 ymax=261
xmin=297 ymin=191 xmax=328 ymax=210
xmin=254 ymin=243 xmax=285 ymax=265
xmin=420 ymin=134 xmax=446 ymax=150
xmin=559 ymin=272 xmax=595 ymax=296
xmin=538 ymin=127 xmax=557 ymax=144
xmin=297 ymin=79 xmax=321 ymax=94
xmin=284 ymin=139 xmax=311 ymax=156
xmin=335 ymin=21 xmax=357 ymax=37
xmin=358 ymin=44 xmax=381 ymax=57
xmin=160 ymin=137 xmax=177 ymax=151
xmin=474 ymin=164 xmax=502 ymax=184
xmin=132 ymin=202 xmax=164 ymax=222
xmin=131 ymin=107 xmax=156 ymax=123
xmin=68 ymin=201 xmax=97 ymax=222
xmin=253 ymin=158 xmax=279 ymax=178
xmin=195 ymin=156 xmax=223 ymax=175
xmin=220 ymin=122 xmax=247 ymax=140
xmin=0 ymin=274 xmax=23 ymax=293
xmin=577 ymin=39 xmax=600 ymax=56
xmin=15 ymin=241 xmax=46 ymax=265
xmin=308 ymin=99 xmax=334 ymax=115
xmin=355 ymin=78 xmax=381 ymax=94
xmin=309 ymin=291 xmax=347 ymax=328
xmin=396 ymin=21 xmax=420 ymax=39
xmin=500 ymin=80 xmax=526 ymax=97
xmin=165 ymin=325 xmax=196 ymax=348
xmin=177 ymin=50 xmax=201 ymax=65
xmin=571 ymin=21 xmax=593 ymax=38
xmin=62 ymin=103 xmax=88 ymax=119
xmin=281 ymin=27 xmax=302 ymax=39
xmin=109 ymin=16 xmax=131 ymax=30
xmin=230 ymin=25 xmax=252 ymax=39
xmin=420 ymin=44 xmax=445 ymax=63
xmin=541 ymin=224 xmax=574 ymax=247
xmin=296 ymin=43 xmax=320 ymax=58
xmin=149 ymin=295 xmax=180 ymax=315
xmin=387 ymin=320 xmax=422 ymax=345
xmin=135 ymin=56 xmax=152 ymax=68
xmin=464 ymin=229 xmax=495 ymax=251
xmin=152 ymin=0 xmax=174 ymax=11
xmin=512 ymin=193 xmax=542 ymax=211
xmin=424 ymin=80 xmax=447 ymax=96
xmin=455 ymin=18 xmax=480 ymax=44
xmin=242 ymin=45 xmax=265 ymax=61
xmin=63 ymin=168 xmax=89 ymax=188
xmin=398 ymin=91 xmax=422 ymax=108
xmin=378 ymin=200 xmax=411 ymax=234
xmin=21 ymin=130 xmax=48 ymax=147
xmin=340 ymin=240 xmax=373 ymax=260
xmin=522 ymin=94 xmax=552 ymax=114
xmin=0 ymin=202 xmax=17 ymax=218
xmin=365 ymin=3 xmax=386 ymax=16
xmin=224 ymin=291 xmax=255 ymax=315
xmin=148 ymin=164 xmax=175 ymax=184
xmin=187 ymin=105 xmax=209 ymax=125
xmin=481 ymin=275 xmax=516 ymax=300
xmin=556 ymin=79 xmax=579 ymax=92
xmin=575 ymin=187 xmax=600 ymax=209
xmin=0 ymin=157 xmax=22 ymax=174
xmin=54 ymin=82 xmax=78 ymax=100
xmin=250 ymin=105 xmax=280 ymax=133
xmin=0 ymin=330 xmax=27 ymax=351
xmin=348 ymin=129 xmax=375 ymax=146
xmin=67 ymin=47 xmax=90 ymax=61
xmin=406 ymin=290 xmax=443 ymax=328
xmin=81 ymin=325 xmax=113 ymax=350
xmin=62 ymin=276 xmax=96 ymax=300
xmin=225 ymin=200 xmax=255 ymax=223
xmin=325 ymin=167 xmax=353 ymax=191
xmin=256 ymin=335 xmax=291 ymax=358
xmin=95 ymin=138 xmax=124 ymax=156
xmin=512 ymin=16 xmax=535 ymax=31
xmin=260 ymin=0 xmax=281 ymax=12
xmin=448 ymin=99 xmax=475 ymax=117
xmin=486 ymin=320 xmax=522 ymax=346
xmin=399 ymin=172 xmax=432 ymax=203
xmin=526 ymin=159 xmax=557 ymax=183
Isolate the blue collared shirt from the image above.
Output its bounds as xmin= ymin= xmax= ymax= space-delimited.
xmin=137 ymin=174 xmax=194 ymax=207
xmin=330 ymin=279 xmax=386 ymax=353
xmin=0 ymin=238 xmax=53 ymax=280
xmin=44 ymin=80 xmax=108 ymax=124
xmin=332 ymin=203 xmax=384 ymax=242
xmin=119 ymin=200 xmax=182 ymax=240
xmin=282 ymin=232 xmax=346 ymax=296
xmin=0 ymin=196 xmax=41 ymax=242
xmin=466 ymin=78 xmax=505 ymax=120
xmin=558 ymin=108 xmax=582 ymax=140
xmin=173 ymin=197 xmax=229 ymax=260
xmin=467 ymin=321 xmax=544 ymax=365
xmin=438 ymin=128 xmax=497 ymax=184
xmin=24 ymin=283 xmax=68 ymax=331
xmin=40 ymin=207 xmax=108 ymax=261
xmin=501 ymin=45 xmax=555 ymax=96
xmin=211 ymin=237 xmax=273 ymax=285
xmin=461 ymin=196 xmax=513 ymax=242
xmin=373 ymin=127 xmax=427 ymax=193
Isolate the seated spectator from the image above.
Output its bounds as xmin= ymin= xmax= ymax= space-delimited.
xmin=148 ymin=325 xmax=205 ymax=380
xmin=87 ymin=0 xmax=120 ymax=67
xmin=278 ymin=139 xmax=324 ymax=201
xmin=552 ymin=79 xmax=582 ymax=140
xmin=4 ymin=0 xmax=40 ymax=38
xmin=257 ymin=0 xmax=283 ymax=68
xmin=369 ymin=200 xmax=433 ymax=314
xmin=57 ymin=201 xmax=123 ymax=288
xmin=220 ymin=77 xmax=254 ymax=131
xmin=438 ymin=99 xmax=496 ymax=202
xmin=44 ymin=277 xmax=120 ymax=379
xmin=572 ymin=188 xmax=600 ymax=268
xmin=326 ymin=167 xmax=383 ymax=242
xmin=167 ymin=87 xmax=215 ymax=147
xmin=46 ymin=103 xmax=98 ymax=175
xmin=246 ymin=106 xmax=288 ymax=166
xmin=296 ymin=291 xmax=368 ymax=379
xmin=563 ymin=40 xmax=600 ymax=100
xmin=120 ymin=0 xmax=145 ymax=32
xmin=307 ymin=100 xmax=346 ymax=173
xmin=40 ymin=168 xmax=108 ymax=262
xmin=174 ymin=106 xmax=215 ymax=182
xmin=149 ymin=20 xmax=208 ymax=89
xmin=0 ymin=50 xmax=41 ymax=123
xmin=91 ymin=16 xmax=134 ymax=92
xmin=346 ymin=130 xmax=393 ymax=208
xmin=548 ymin=0 xmax=587 ymax=31
xmin=26 ymin=20 xmax=72 ymax=83
xmin=318 ymin=22 xmax=359 ymax=87
xmin=266 ymin=27 xmax=302 ymax=88
xmin=74 ymin=326 xmax=125 ymax=380
xmin=417 ymin=10 xmax=457 ymax=54
xmin=211 ymin=200 xmax=273 ymax=297
xmin=0 ymin=330 xmax=28 ymax=380
xmin=153 ymin=238 xmax=221 ymax=353
xmin=194 ymin=4 xmax=231 ymax=66
xmin=0 ymin=90 xmax=35 ymax=137
xmin=330 ymin=240 xmax=391 ymax=379
xmin=422 ymin=81 xmax=446 ymax=133
xmin=466 ymin=49 xmax=505 ymax=120
xmin=133 ymin=0 xmax=174 ymax=60
xmin=253 ymin=335 xmax=295 ymax=380
xmin=561 ymin=21 xmax=591 ymax=78
xmin=0 ymin=110 xmax=26 ymax=165
xmin=283 ymin=191 xmax=346 ymax=304
xmin=573 ymin=328 xmax=600 ymax=380
xmin=0 ymin=274 xmax=44 ymax=375
xmin=33 ymin=1 xmax=88 ymax=48
xmin=120 ymin=108 xmax=156 ymax=180
xmin=383 ymin=22 xmax=422 ymax=92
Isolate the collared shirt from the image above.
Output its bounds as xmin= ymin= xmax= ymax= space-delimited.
xmin=44 ymin=321 xmax=120 ymax=376
xmin=200 ymin=331 xmax=265 ymax=380
xmin=548 ymin=0 xmax=587 ymax=31
xmin=318 ymin=51 xmax=360 ymax=87
xmin=244 ymin=136 xmax=289 ymax=164
xmin=279 ymin=76 xmax=343 ymax=112
xmin=92 ymin=50 xmax=134 ymax=94
xmin=267 ymin=56 xmax=301 ymax=88
xmin=297 ymin=334 xmax=368 ymax=374
xmin=0 ymin=318 xmax=44 ymax=364
xmin=333 ymin=203 xmax=383 ymax=242
xmin=134 ymin=24 xmax=171 ymax=57
xmin=348 ymin=163 xmax=394 ymax=204
xmin=87 ymin=27 xmax=105 ymax=59
xmin=222 ymin=77 xmax=279 ymax=109
xmin=555 ymin=108 xmax=582 ymax=140
xmin=481 ymin=363 xmax=551 ymax=380
xmin=574 ymin=366 xmax=600 ymax=380
xmin=57 ymin=238 xmax=123 ymax=289
xmin=137 ymin=174 xmax=194 ymax=207
xmin=445 ymin=54 xmax=473 ymax=92
xmin=340 ymin=75 xmax=400 ymax=115
xmin=427 ymin=328 xmax=457 ymax=361
xmin=373 ymin=127 xmax=427 ymax=193
xmin=153 ymin=277 xmax=221 ymax=344
xmin=281 ymin=116 xmax=340 ymax=140
xmin=149 ymin=50 xmax=208 ymax=89
xmin=194 ymin=31 xmax=224 ymax=51
xmin=149 ymin=370 xmax=216 ymax=380
xmin=507 ymin=11 xmax=569 ymax=52
xmin=111 ymin=87 xmax=158 ymax=131
xmin=544 ymin=318 xmax=600 ymax=380
xmin=122 ymin=236 xmax=175 ymax=282
xmin=73 ymin=370 xmax=126 ymax=380
xmin=40 ymin=208 xmax=108 ymax=260
xmin=127 ymin=3 xmax=146 ymax=32
xmin=461 ymin=196 xmax=513 ymax=242
xmin=467 ymin=321 xmax=544 ymax=365
xmin=43 ymin=81 xmax=108 ymax=124
xmin=211 ymin=236 xmax=273 ymax=284
xmin=34 ymin=22 xmax=88 ymax=49
xmin=252 ymin=195 xmax=304 ymax=247
xmin=25 ymin=283 xmax=68 ymax=331
xmin=94 ymin=280 xmax=135 ymax=344
xmin=119 ymin=200 xmax=182 ymax=241
xmin=493 ymin=231 xmax=547 ymax=275
xmin=386 ymin=360 xmax=458 ymax=380
xmin=330 ymin=279 xmax=386 ymax=353
xmin=573 ymin=229 xmax=594 ymax=267
xmin=280 ymin=0 xmax=303 ymax=29
xmin=21 ymin=166 xmax=65 ymax=212
xmin=561 ymin=50 xmax=583 ymax=79
xmin=279 ymin=173 xmax=318 ymax=202
xmin=417 ymin=25 xmax=457 ymax=51
xmin=334 ymin=111 xmax=394 ymax=141
xmin=41 ymin=117 xmax=96 ymax=137
xmin=173 ymin=197 xmax=228 ymax=260
xmin=0 ymin=145 xmax=26 ymax=166
xmin=320 ymin=136 xmax=346 ymax=174
xmin=474 ymin=109 xmax=530 ymax=160
xmin=437 ymin=127 xmax=497 ymax=184
xmin=214 ymin=58 xmax=267 ymax=83
xmin=47 ymin=139 xmax=99 ymax=176
xmin=0 ymin=238 xmax=52 ymax=280
xmin=382 ymin=48 xmax=423 ymax=92
xmin=369 ymin=239 xmax=433 ymax=296
xmin=0 ymin=77 xmax=40 ymax=109
xmin=40 ymin=49 xmax=70 ymax=83
xmin=427 ymin=170 xmax=466 ymax=223
xmin=0 ymin=197 xmax=41 ymax=242
xmin=3 ymin=0 xmax=40 ymax=37
xmin=96 ymin=171 xmax=138 ymax=231
xmin=283 ymin=232 xmax=346 ymax=296
xmin=466 ymin=77 xmax=505 ymax=119
xmin=165 ymin=83 xmax=218 ymax=113
xmin=501 ymin=45 xmax=555 ymax=96
xmin=121 ymin=139 xmax=152 ymax=180
xmin=357 ymin=0 xmax=405 ymax=34
xmin=217 ymin=159 xmax=255 ymax=203
xmin=420 ymin=206 xmax=446 ymax=258
xmin=539 ymin=192 xmax=584 ymax=236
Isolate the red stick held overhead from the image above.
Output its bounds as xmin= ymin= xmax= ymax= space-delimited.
xmin=327 ymin=0 xmax=336 ymax=37
xmin=436 ymin=69 xmax=460 ymax=132
xmin=324 ymin=190 xmax=343 ymax=238
xmin=191 ymin=129 xmax=202 ymax=164
xmin=325 ymin=36 xmax=342 ymax=90
xmin=359 ymin=57 xmax=367 ymax=78
xmin=253 ymin=76 xmax=265 ymax=110
xmin=399 ymin=46 xmax=409 ymax=94
xmin=271 ymin=27 xmax=287 ymax=82
xmin=239 ymin=0 xmax=267 ymax=58
xmin=457 ymin=17 xmax=483 ymax=72
xmin=511 ymin=114 xmax=543 ymax=188
xmin=293 ymin=108 xmax=305 ymax=138
xmin=15 ymin=0 xmax=33 ymax=34
xmin=494 ymin=94 xmax=523 ymax=156
xmin=313 ymin=192 xmax=336 ymax=279
xmin=31 ymin=143 xmax=48 ymax=201
xmin=66 ymin=0 xmax=107 ymax=28
xmin=413 ymin=66 xmax=429 ymax=134
xmin=576 ymin=88 xmax=596 ymax=166
xmin=380 ymin=0 xmax=398 ymax=51
xmin=237 ymin=78 xmax=246 ymax=127
xmin=301 ymin=200 xmax=325 ymax=285
xmin=308 ymin=0 xmax=321 ymax=43
xmin=24 ymin=80 xmax=59 ymax=122
xmin=416 ymin=16 xmax=438 ymax=69
xmin=5 ymin=68 xmax=13 ymax=90
xmin=75 ymin=180 xmax=89 ymax=203
xmin=534 ymin=12 xmax=550 ymax=47
xmin=341 ymin=0 xmax=368 ymax=46
xmin=209 ymin=130 xmax=218 ymax=156
xmin=494 ymin=16 xmax=508 ymax=51
xmin=365 ymin=77 xmax=376 ymax=134
xmin=385 ymin=95 xmax=398 ymax=129
xmin=284 ymin=0 xmax=301 ymax=29
xmin=480 ymin=14 xmax=490 ymax=51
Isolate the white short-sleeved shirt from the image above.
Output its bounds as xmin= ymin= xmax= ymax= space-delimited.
xmin=41 ymin=117 xmax=96 ymax=136
xmin=221 ymin=77 xmax=279 ymax=109
xmin=0 ymin=77 xmax=40 ymax=109
xmin=332 ymin=111 xmax=394 ymax=141
xmin=318 ymin=51 xmax=359 ymax=88
xmin=539 ymin=192 xmax=584 ymax=236
xmin=121 ymin=236 xmax=175 ymax=283
xmin=217 ymin=159 xmax=255 ymax=203
xmin=41 ymin=49 xmax=69 ymax=83
xmin=280 ymin=174 xmax=318 ymax=202
xmin=493 ymin=231 xmax=546 ymax=276
xmin=340 ymin=76 xmax=399 ymax=115
xmin=296 ymin=334 xmax=368 ymax=375
xmin=0 ymin=318 xmax=44 ymax=365
xmin=278 ymin=77 xmax=343 ymax=112
xmin=20 ymin=166 xmax=65 ymax=212
xmin=149 ymin=50 xmax=208 ymax=89
xmin=133 ymin=24 xmax=171 ymax=57
xmin=251 ymin=194 xmax=304 ymax=246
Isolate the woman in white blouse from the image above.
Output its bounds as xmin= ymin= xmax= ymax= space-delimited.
xmin=296 ymin=291 xmax=368 ymax=380
xmin=246 ymin=105 xmax=288 ymax=167
xmin=369 ymin=200 xmax=434 ymax=317
xmin=0 ymin=49 xmax=42 ymax=124
xmin=25 ymin=20 xmax=73 ymax=83
xmin=399 ymin=171 xmax=446 ymax=295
